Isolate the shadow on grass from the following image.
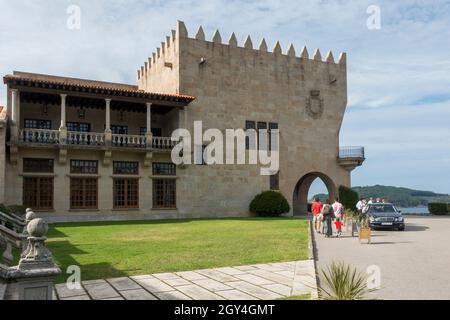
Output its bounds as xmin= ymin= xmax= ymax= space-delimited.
xmin=48 ymin=240 xmax=129 ymax=283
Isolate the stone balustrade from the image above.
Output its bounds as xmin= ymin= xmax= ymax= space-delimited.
xmin=18 ymin=129 xmax=175 ymax=152
xmin=0 ymin=209 xmax=60 ymax=300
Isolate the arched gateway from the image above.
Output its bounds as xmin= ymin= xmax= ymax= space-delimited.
xmin=293 ymin=172 xmax=337 ymax=216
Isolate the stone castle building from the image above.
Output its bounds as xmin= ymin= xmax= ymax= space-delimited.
xmin=0 ymin=21 xmax=364 ymax=222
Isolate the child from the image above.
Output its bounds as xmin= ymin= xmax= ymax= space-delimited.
xmin=334 ymin=218 xmax=343 ymax=237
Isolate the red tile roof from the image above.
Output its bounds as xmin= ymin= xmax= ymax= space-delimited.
xmin=3 ymin=71 xmax=195 ymax=103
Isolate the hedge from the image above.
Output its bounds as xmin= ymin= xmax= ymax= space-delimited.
xmin=339 ymin=186 xmax=359 ymax=213
xmin=428 ymin=203 xmax=449 ymax=215
xmin=250 ymin=191 xmax=290 ymax=217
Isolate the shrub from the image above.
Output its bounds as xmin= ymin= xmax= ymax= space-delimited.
xmin=7 ymin=205 xmax=27 ymax=216
xmin=250 ymin=191 xmax=290 ymax=217
xmin=428 ymin=203 xmax=449 ymax=215
xmin=0 ymin=203 xmax=11 ymax=214
xmin=339 ymin=186 xmax=359 ymax=212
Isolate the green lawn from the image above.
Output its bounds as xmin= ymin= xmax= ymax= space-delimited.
xmin=46 ymin=218 xmax=309 ymax=283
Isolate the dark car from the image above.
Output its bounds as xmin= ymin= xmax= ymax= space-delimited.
xmin=367 ymin=203 xmax=405 ymax=231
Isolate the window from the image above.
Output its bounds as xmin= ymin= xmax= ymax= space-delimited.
xmin=245 ymin=121 xmax=256 ymax=150
xmin=23 ymin=177 xmax=54 ymax=210
xmin=24 ymin=119 xmax=51 ymax=130
xmin=113 ymin=179 xmax=139 ymax=208
xmin=70 ymin=160 xmax=98 ymax=174
xmin=70 ymin=178 xmax=98 ymax=209
xmin=153 ymin=163 xmax=176 ymax=176
xmin=113 ymin=161 xmax=139 ymax=175
xmin=257 ymin=122 xmax=268 ymax=150
xmin=23 ymin=159 xmax=54 ymax=173
xmin=153 ymin=179 xmax=176 ymax=208
xmin=270 ymin=171 xmax=280 ymax=190
xmin=67 ymin=122 xmax=91 ymax=132
xmin=140 ymin=128 xmax=162 ymax=137
xmin=268 ymin=123 xmax=279 ymax=151
xmin=111 ymin=125 xmax=128 ymax=135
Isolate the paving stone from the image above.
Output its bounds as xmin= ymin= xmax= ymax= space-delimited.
xmin=176 ymin=271 xmax=208 ymax=281
xmin=197 ymin=269 xmax=238 ymax=282
xmin=155 ymin=290 xmax=192 ymax=300
xmin=225 ymin=281 xmax=283 ymax=300
xmin=83 ymin=280 xmax=121 ymax=300
xmin=215 ymin=267 xmax=247 ymax=275
xmin=82 ymin=279 xmax=106 ymax=285
xmin=133 ymin=277 xmax=174 ymax=293
xmin=153 ymin=273 xmax=180 ymax=280
xmin=55 ymin=283 xmax=87 ymax=298
xmin=252 ymin=264 xmax=286 ymax=272
xmin=262 ymin=283 xmax=292 ymax=296
xmin=248 ymin=269 xmax=294 ymax=286
xmin=102 ymin=297 xmax=124 ymax=300
xmin=164 ymin=277 xmax=192 ymax=287
xmin=60 ymin=295 xmax=91 ymax=300
xmin=107 ymin=277 xmax=141 ymax=291
xmin=216 ymin=289 xmax=259 ymax=300
xmin=275 ymin=270 xmax=295 ymax=278
xmin=234 ymin=265 xmax=258 ymax=271
xmin=130 ymin=274 xmax=153 ymax=280
xmin=175 ymin=284 xmax=224 ymax=300
xmin=119 ymin=289 xmax=158 ymax=300
xmin=234 ymin=273 xmax=275 ymax=286
xmin=193 ymin=279 xmax=233 ymax=292
xmin=269 ymin=262 xmax=296 ymax=271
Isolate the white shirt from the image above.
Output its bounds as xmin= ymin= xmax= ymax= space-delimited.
xmin=356 ymin=200 xmax=363 ymax=210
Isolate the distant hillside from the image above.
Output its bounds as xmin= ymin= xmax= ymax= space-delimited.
xmin=313 ymin=185 xmax=450 ymax=207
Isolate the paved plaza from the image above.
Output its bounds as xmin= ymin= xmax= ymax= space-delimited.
xmin=54 ymin=260 xmax=317 ymax=300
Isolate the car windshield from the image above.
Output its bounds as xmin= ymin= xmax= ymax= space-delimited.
xmin=369 ymin=205 xmax=397 ymax=214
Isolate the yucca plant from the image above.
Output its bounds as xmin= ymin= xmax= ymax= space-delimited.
xmin=318 ymin=262 xmax=376 ymax=300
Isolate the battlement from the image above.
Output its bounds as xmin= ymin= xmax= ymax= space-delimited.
xmin=137 ymin=21 xmax=347 ymax=87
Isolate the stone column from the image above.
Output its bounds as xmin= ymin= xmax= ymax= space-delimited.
xmin=59 ymin=94 xmax=67 ymax=129
xmin=105 ymin=99 xmax=112 ymax=147
xmin=146 ymin=102 xmax=153 ymax=149
xmin=59 ymin=94 xmax=67 ymax=145
xmin=10 ymin=89 xmax=19 ymax=143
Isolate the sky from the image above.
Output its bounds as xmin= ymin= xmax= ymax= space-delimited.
xmin=0 ymin=0 xmax=449 ymax=195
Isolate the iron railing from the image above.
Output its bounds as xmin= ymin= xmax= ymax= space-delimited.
xmin=339 ymin=146 xmax=365 ymax=159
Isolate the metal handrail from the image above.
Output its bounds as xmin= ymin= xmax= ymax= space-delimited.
xmin=339 ymin=146 xmax=365 ymax=159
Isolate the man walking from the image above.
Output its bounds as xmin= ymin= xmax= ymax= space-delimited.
xmin=311 ymin=198 xmax=322 ymax=233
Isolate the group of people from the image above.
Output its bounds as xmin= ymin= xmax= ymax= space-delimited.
xmin=356 ymin=197 xmax=387 ymax=216
xmin=311 ymin=198 xmax=344 ymax=238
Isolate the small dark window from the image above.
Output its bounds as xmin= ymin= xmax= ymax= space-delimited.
xmin=23 ymin=159 xmax=54 ymax=173
xmin=111 ymin=125 xmax=128 ymax=135
xmin=70 ymin=178 xmax=98 ymax=209
xmin=24 ymin=119 xmax=51 ymax=130
xmin=70 ymin=160 xmax=98 ymax=174
xmin=270 ymin=171 xmax=280 ymax=190
xmin=67 ymin=122 xmax=91 ymax=132
xmin=113 ymin=179 xmax=139 ymax=208
xmin=113 ymin=161 xmax=139 ymax=175
xmin=153 ymin=163 xmax=176 ymax=176
xmin=245 ymin=121 xmax=256 ymax=150
xmin=23 ymin=177 xmax=54 ymax=210
xmin=269 ymin=123 xmax=279 ymax=151
xmin=140 ymin=128 xmax=162 ymax=137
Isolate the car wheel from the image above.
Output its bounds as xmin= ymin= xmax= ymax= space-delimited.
xmin=398 ymin=226 xmax=405 ymax=231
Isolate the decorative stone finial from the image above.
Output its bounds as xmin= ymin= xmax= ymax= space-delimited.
xmin=273 ymin=41 xmax=282 ymax=55
xmin=287 ymin=43 xmax=296 ymax=57
xmin=171 ymin=29 xmax=176 ymax=42
xmin=338 ymin=52 xmax=347 ymax=65
xmin=196 ymin=26 xmax=205 ymax=41
xmin=157 ymin=47 xmax=161 ymax=58
xmin=325 ymin=50 xmax=335 ymax=63
xmin=228 ymin=32 xmax=238 ymax=47
xmin=259 ymin=38 xmax=268 ymax=52
xmin=27 ymin=218 xmax=48 ymax=238
xmin=176 ymin=21 xmax=188 ymax=38
xmin=212 ymin=29 xmax=222 ymax=43
xmin=300 ymin=46 xmax=309 ymax=59
xmin=313 ymin=49 xmax=322 ymax=61
xmin=25 ymin=210 xmax=36 ymax=223
xmin=152 ymin=52 xmax=156 ymax=62
xmin=244 ymin=35 xmax=253 ymax=49
xmin=137 ymin=70 xmax=141 ymax=80
xmin=166 ymin=36 xmax=171 ymax=48
xmin=26 ymin=208 xmax=33 ymax=213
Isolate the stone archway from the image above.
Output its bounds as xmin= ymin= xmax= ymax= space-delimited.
xmin=293 ymin=172 xmax=337 ymax=216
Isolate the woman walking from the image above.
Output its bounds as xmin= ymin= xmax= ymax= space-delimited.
xmin=321 ymin=200 xmax=335 ymax=238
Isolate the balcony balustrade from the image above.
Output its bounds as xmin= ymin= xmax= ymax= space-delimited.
xmin=18 ymin=129 xmax=175 ymax=152
xmin=338 ymin=146 xmax=365 ymax=159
